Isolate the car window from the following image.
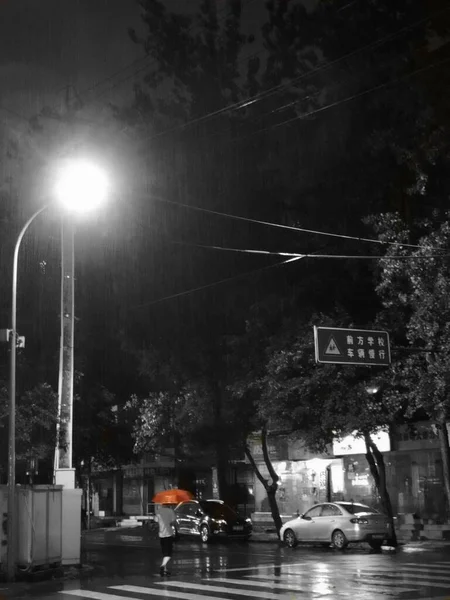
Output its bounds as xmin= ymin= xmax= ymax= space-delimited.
xmin=339 ymin=503 xmax=379 ymax=515
xmin=200 ymin=501 xmax=238 ymax=520
xmin=304 ymin=506 xmax=323 ymax=518
xmin=185 ymin=503 xmax=199 ymax=516
xmin=321 ymin=504 xmax=343 ymax=516
xmin=175 ymin=504 xmax=188 ymax=516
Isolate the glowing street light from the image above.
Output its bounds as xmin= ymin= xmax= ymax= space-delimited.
xmin=53 ymin=159 xmax=108 ymax=489
xmin=7 ymin=158 xmax=108 ymax=581
xmin=54 ymin=159 xmax=109 ymax=214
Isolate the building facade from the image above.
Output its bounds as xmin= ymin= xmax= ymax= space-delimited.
xmin=247 ymin=423 xmax=450 ymax=522
xmin=86 ymin=422 xmax=450 ymax=523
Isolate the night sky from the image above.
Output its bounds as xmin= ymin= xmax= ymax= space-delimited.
xmin=0 ymin=0 xmax=142 ymax=115
xmin=2 ymin=0 xmax=447 ymax=397
xmin=0 ymin=1 xmax=286 ymax=394
xmin=0 ymin=0 xmax=267 ymax=116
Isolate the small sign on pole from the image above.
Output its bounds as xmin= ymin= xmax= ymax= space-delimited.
xmin=314 ymin=326 xmax=391 ymax=366
xmin=0 ymin=329 xmax=11 ymax=343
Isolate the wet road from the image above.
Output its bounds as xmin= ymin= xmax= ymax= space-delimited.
xmin=2 ymin=527 xmax=450 ymax=600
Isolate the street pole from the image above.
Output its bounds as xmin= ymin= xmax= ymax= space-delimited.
xmin=7 ymin=205 xmax=48 ymax=581
xmin=54 ymin=217 xmax=76 ymax=489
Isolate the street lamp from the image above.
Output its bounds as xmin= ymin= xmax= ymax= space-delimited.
xmin=54 ymin=159 xmax=109 ymax=213
xmin=6 ymin=159 xmax=108 ymax=581
xmin=52 ymin=159 xmax=109 ymax=489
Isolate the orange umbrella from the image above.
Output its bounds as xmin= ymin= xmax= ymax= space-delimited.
xmin=152 ymin=489 xmax=194 ymax=505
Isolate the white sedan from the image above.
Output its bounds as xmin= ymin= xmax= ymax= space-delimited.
xmin=280 ymin=501 xmax=391 ymax=550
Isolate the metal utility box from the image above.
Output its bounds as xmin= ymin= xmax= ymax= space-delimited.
xmin=0 ymin=485 xmax=63 ymax=572
xmin=16 ymin=485 xmax=63 ymax=567
xmin=0 ymin=487 xmax=7 ymax=567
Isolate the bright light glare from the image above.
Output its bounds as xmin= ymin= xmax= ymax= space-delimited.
xmin=54 ymin=160 xmax=108 ymax=213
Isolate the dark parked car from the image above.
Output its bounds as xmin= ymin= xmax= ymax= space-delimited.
xmin=174 ymin=499 xmax=252 ymax=543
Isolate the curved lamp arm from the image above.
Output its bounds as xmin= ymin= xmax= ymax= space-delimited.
xmin=7 ymin=203 xmax=48 ymax=580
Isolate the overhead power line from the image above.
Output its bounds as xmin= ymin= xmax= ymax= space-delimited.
xmin=0 ymin=105 xmax=28 ymax=121
xmin=149 ymin=194 xmax=425 ymax=250
xmin=133 ymin=255 xmax=303 ymax=309
xmin=263 ymin=55 xmax=450 ymax=133
xmin=167 ymin=239 xmax=450 ymax=260
xmin=140 ymin=5 xmax=450 ymax=143
xmin=75 ymin=0 xmax=259 ymax=108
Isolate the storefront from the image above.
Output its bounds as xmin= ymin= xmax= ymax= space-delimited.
xmin=335 ymin=423 xmax=450 ymax=521
xmin=246 ymin=433 xmax=344 ymax=516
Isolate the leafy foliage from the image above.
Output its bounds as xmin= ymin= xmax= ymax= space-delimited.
xmin=73 ymin=383 xmax=135 ymax=472
xmin=0 ymin=381 xmax=58 ymax=482
xmin=370 ymin=212 xmax=450 ymax=509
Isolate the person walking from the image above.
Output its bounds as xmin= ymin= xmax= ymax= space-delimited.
xmin=154 ymin=503 xmax=176 ymax=576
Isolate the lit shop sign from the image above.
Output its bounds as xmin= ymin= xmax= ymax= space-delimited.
xmin=332 ymin=430 xmax=391 ymax=456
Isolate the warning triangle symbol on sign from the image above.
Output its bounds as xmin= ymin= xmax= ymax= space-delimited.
xmin=325 ymin=336 xmax=341 ymax=355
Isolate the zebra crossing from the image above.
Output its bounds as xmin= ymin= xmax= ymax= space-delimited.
xmin=59 ymin=560 xmax=450 ymax=600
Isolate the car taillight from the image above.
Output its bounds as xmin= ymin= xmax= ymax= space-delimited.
xmin=350 ymin=517 xmax=369 ymax=524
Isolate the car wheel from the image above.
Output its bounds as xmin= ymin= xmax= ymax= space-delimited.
xmin=200 ymin=524 xmax=210 ymax=543
xmin=369 ymin=540 xmax=383 ymax=551
xmin=331 ymin=529 xmax=348 ymax=550
xmin=283 ymin=528 xmax=298 ymax=548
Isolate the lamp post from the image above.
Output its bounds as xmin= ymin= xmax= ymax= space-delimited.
xmin=6 ymin=159 xmax=108 ymax=580
xmin=7 ymin=205 xmax=49 ymax=581
xmin=52 ymin=159 xmax=108 ymax=489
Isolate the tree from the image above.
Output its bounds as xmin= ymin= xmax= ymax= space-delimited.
xmin=124 ymin=338 xmax=245 ymax=502
xmin=229 ymin=305 xmax=402 ymax=543
xmin=0 ymin=381 xmax=58 ymax=484
xmin=371 ymin=212 xmax=450 ymax=514
xmin=73 ymin=382 xmax=134 ymax=475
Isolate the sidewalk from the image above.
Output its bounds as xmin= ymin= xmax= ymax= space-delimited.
xmin=82 ymin=522 xmax=450 ymax=547
xmin=250 ymin=523 xmax=450 ymax=547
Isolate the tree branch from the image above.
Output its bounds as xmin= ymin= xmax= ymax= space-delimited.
xmin=244 ymin=443 xmax=269 ymax=491
xmin=261 ymin=425 xmax=279 ymax=491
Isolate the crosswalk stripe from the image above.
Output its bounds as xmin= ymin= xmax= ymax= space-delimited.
xmin=356 ymin=573 xmax=450 ymax=589
xmin=206 ymin=576 xmax=329 ymax=592
xmin=242 ymin=573 xmax=418 ymax=593
xmin=354 ymin=570 xmax=450 ymax=583
xmin=403 ymin=562 xmax=450 ymax=569
xmin=60 ymin=591 xmax=136 ymax=600
xmin=216 ymin=564 xmax=276 ymax=572
xmin=357 ymin=566 xmax=450 ymax=576
xmin=132 ymin=581 xmax=306 ymax=599
xmin=90 ymin=586 xmax=229 ymax=600
xmin=210 ymin=576 xmax=417 ymax=595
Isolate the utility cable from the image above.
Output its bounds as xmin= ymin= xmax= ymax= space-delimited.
xmin=133 ymin=255 xmax=303 ymax=309
xmin=75 ymin=0 xmax=259 ymax=107
xmin=268 ymin=55 xmax=450 ymax=132
xmin=149 ymin=194 xmax=425 ymax=250
xmin=141 ymin=5 xmax=450 ymax=142
xmin=222 ymin=54 xmax=450 ymax=144
xmin=167 ymin=239 xmax=449 ymax=260
xmin=0 ymin=105 xmax=29 ymax=121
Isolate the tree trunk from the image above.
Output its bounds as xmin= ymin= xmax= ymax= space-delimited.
xmin=216 ymin=452 xmax=229 ymax=503
xmin=244 ymin=426 xmax=283 ymax=536
xmin=212 ymin=382 xmax=229 ymax=502
xmin=437 ymin=417 xmax=450 ymax=518
xmin=364 ymin=433 xmax=397 ymax=547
